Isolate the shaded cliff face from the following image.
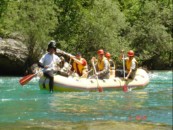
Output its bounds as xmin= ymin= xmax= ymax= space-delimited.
xmin=0 ymin=38 xmax=28 ymax=75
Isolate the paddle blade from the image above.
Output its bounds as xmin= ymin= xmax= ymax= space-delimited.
xmin=19 ymin=74 xmax=36 ymax=86
xmin=123 ymin=85 xmax=128 ymax=92
xmin=98 ymin=86 xmax=103 ymax=92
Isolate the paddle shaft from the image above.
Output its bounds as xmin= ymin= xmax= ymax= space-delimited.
xmin=92 ymin=61 xmax=103 ymax=92
xmin=122 ymin=53 xmax=128 ymax=92
xmin=122 ymin=53 xmax=125 ymax=78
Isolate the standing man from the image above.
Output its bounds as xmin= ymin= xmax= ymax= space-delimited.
xmin=70 ymin=52 xmax=88 ymax=78
xmin=91 ymin=49 xmax=110 ymax=79
xmin=38 ymin=40 xmax=61 ymax=92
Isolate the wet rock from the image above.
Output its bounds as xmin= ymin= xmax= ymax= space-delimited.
xmin=0 ymin=38 xmax=28 ymax=75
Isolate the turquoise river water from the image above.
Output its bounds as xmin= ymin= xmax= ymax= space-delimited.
xmin=0 ymin=71 xmax=172 ymax=130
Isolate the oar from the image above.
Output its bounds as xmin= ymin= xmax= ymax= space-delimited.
xmin=19 ymin=73 xmax=37 ymax=86
xmin=56 ymin=49 xmax=74 ymax=57
xmin=122 ymin=52 xmax=128 ymax=92
xmin=19 ymin=68 xmax=42 ymax=86
xmin=92 ymin=61 xmax=103 ymax=92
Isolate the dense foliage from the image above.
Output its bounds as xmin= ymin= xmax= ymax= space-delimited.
xmin=0 ymin=0 xmax=172 ymax=70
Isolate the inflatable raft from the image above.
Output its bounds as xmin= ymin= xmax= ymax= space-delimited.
xmin=39 ymin=68 xmax=149 ymax=92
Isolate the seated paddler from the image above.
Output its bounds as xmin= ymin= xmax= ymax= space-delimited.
xmin=119 ymin=50 xmax=138 ymax=80
xmin=70 ymin=52 xmax=88 ymax=78
xmin=91 ymin=49 xmax=110 ymax=79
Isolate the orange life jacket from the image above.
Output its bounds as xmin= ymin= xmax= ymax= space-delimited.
xmin=72 ymin=58 xmax=87 ymax=76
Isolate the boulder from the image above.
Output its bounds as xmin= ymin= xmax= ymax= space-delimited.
xmin=0 ymin=38 xmax=28 ymax=75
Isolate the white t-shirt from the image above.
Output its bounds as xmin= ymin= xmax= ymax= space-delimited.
xmin=39 ymin=53 xmax=61 ymax=72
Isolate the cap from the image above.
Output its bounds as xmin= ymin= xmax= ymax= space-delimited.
xmin=76 ymin=52 xmax=81 ymax=56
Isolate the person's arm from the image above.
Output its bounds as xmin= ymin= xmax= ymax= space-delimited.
xmin=38 ymin=62 xmax=44 ymax=68
xmin=70 ymin=56 xmax=86 ymax=66
xmin=81 ymin=65 xmax=88 ymax=78
xmin=38 ymin=62 xmax=50 ymax=69
xmin=125 ymin=69 xmax=132 ymax=80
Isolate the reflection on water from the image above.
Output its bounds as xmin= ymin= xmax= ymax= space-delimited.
xmin=48 ymin=91 xmax=150 ymax=124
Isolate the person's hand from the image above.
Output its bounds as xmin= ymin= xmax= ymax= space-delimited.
xmin=124 ymin=77 xmax=128 ymax=80
xmin=93 ymin=72 xmax=99 ymax=77
xmin=91 ymin=57 xmax=96 ymax=63
xmin=44 ymin=65 xmax=49 ymax=69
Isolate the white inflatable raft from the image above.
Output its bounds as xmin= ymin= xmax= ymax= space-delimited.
xmin=39 ymin=68 xmax=149 ymax=92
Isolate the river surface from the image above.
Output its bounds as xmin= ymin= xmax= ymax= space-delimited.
xmin=0 ymin=71 xmax=172 ymax=130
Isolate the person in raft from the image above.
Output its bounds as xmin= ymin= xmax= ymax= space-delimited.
xmin=38 ymin=40 xmax=61 ymax=92
xmin=119 ymin=50 xmax=138 ymax=80
xmin=70 ymin=52 xmax=88 ymax=78
xmin=91 ymin=49 xmax=110 ymax=79
xmin=105 ymin=52 xmax=116 ymax=78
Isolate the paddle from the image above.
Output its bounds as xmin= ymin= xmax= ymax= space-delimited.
xmin=19 ymin=73 xmax=37 ymax=86
xmin=92 ymin=61 xmax=103 ymax=92
xmin=122 ymin=52 xmax=128 ymax=92
xmin=56 ymin=49 xmax=74 ymax=57
xmin=19 ymin=66 xmax=42 ymax=86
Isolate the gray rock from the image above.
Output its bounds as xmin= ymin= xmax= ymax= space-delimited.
xmin=0 ymin=38 xmax=29 ymax=75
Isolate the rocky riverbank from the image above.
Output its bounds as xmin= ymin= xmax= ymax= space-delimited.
xmin=0 ymin=38 xmax=28 ymax=75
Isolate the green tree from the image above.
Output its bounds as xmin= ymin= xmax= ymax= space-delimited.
xmin=127 ymin=1 xmax=172 ymax=69
xmin=0 ymin=0 xmax=9 ymax=17
xmin=0 ymin=0 xmax=172 ymax=71
xmin=0 ymin=0 xmax=13 ymax=36
xmin=54 ymin=0 xmax=128 ymax=62
xmin=1 ymin=0 xmax=58 ymax=66
xmin=117 ymin=0 xmax=145 ymax=25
